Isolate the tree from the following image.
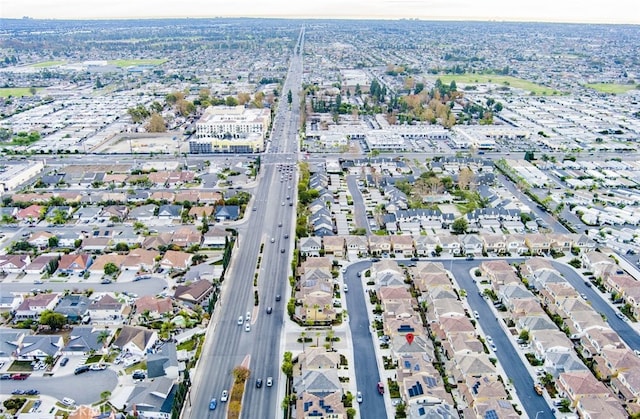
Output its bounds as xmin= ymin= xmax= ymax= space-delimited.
xmin=287 ymin=90 xmax=293 ymax=105
xmin=147 ymin=113 xmax=166 ymax=133
xmin=100 ymin=390 xmax=111 ymax=401
xmin=281 ymin=351 xmax=293 ymax=377
xmin=518 ymin=329 xmax=530 ymax=342
xmin=225 ymin=96 xmax=238 ymax=106
xmin=40 ymin=310 xmax=66 ymax=331
xmin=232 ymin=366 xmax=250 ymax=382
xmin=97 ymin=330 xmax=110 ymax=346
xmin=48 ymin=236 xmax=59 ymax=248
xmin=103 ymin=262 xmax=119 ymax=277
xmin=458 ymin=167 xmax=475 ymax=191
xmin=451 ymin=218 xmax=468 ymax=235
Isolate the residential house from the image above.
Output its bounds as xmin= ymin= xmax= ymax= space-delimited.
xmin=299 ymin=237 xmax=322 ymax=257
xmin=17 ymin=335 xmax=64 ymax=360
xmin=122 ymin=248 xmax=158 ymax=272
xmin=174 ymin=280 xmax=214 ymax=307
xmin=461 ymin=234 xmax=483 ymax=256
xmin=481 ymin=234 xmax=507 ymax=255
xmin=413 ymin=235 xmax=440 ymax=257
xmin=0 ymin=254 xmax=31 ymax=273
xmin=24 ymin=254 xmax=58 ymax=275
xmin=127 ymin=204 xmax=157 ymax=221
xmin=16 ymin=204 xmax=43 ymax=222
xmin=58 ymin=253 xmax=92 ymax=274
xmin=543 ymin=351 xmax=589 ymax=378
xmin=124 ymin=376 xmax=175 ymax=418
xmin=87 ymin=293 xmax=128 ymax=325
xmin=64 ymin=326 xmax=109 ymax=354
xmin=113 ymin=325 xmax=158 ymax=357
xmin=368 ymin=235 xmax=392 ymax=256
xmin=322 ymin=236 xmax=345 ymax=258
xmin=158 ymin=204 xmax=183 ymax=220
xmin=214 ymin=205 xmax=240 ymax=221
xmin=390 ymin=235 xmax=414 ymax=258
xmin=557 ymin=370 xmax=612 ymax=407
xmin=170 ymin=226 xmax=202 ymax=249
xmin=147 ymin=342 xmax=180 ymax=380
xmin=14 ymin=293 xmax=60 ymax=321
xmin=159 ymin=250 xmax=192 ymax=271
xmin=202 ymin=226 xmax=232 ymax=249
xmin=54 ymin=294 xmax=91 ymax=323
xmin=135 ymin=296 xmax=174 ymax=320
xmin=27 ymin=231 xmax=54 ymax=249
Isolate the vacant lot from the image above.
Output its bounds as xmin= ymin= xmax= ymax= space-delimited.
xmin=31 ymin=60 xmax=65 ymax=68
xmin=0 ymin=87 xmax=38 ymax=98
xmin=429 ymin=74 xmax=562 ymax=95
xmin=108 ymin=59 xmax=167 ymax=67
xmin=585 ymin=83 xmax=638 ymax=94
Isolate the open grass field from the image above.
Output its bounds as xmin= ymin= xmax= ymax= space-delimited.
xmin=429 ymin=74 xmax=562 ymax=95
xmin=585 ymin=83 xmax=639 ymax=94
xmin=0 ymin=87 xmax=38 ymax=98
xmin=109 ymin=59 xmax=167 ymax=67
xmin=31 ymin=60 xmax=65 ymax=68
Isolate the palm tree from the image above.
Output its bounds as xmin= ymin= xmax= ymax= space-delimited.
xmin=300 ymin=331 xmax=307 ymax=351
xmin=97 ymin=330 xmax=110 ymax=347
xmin=327 ymin=330 xmax=335 ymax=351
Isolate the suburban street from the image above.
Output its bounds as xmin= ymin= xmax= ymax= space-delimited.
xmin=343 ymin=260 xmax=386 ymax=418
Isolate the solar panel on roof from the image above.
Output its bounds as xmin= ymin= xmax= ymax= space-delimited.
xmin=485 ymin=409 xmax=499 ymax=419
xmin=425 ymin=376 xmax=437 ymax=387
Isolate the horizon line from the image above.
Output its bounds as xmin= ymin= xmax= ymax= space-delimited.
xmin=2 ymin=15 xmax=639 ymax=26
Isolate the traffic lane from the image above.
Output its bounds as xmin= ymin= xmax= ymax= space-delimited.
xmin=344 ymin=262 xmax=385 ymax=418
xmin=551 ymin=261 xmax=640 ymax=349
xmin=0 ymin=369 xmax=118 ymax=405
xmin=453 ymin=262 xmax=552 ymax=417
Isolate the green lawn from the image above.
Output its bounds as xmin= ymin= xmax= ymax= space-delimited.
xmin=31 ymin=60 xmax=65 ymax=68
xmin=584 ymin=83 xmax=639 ymax=94
xmin=429 ymin=74 xmax=563 ymax=95
xmin=108 ymin=59 xmax=167 ymax=67
xmin=0 ymin=87 xmax=38 ymax=98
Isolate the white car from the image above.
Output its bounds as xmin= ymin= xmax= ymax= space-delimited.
xmin=266 ymin=377 xmax=273 ymax=387
xmin=245 ymin=312 xmax=251 ymax=322
xmin=473 ymin=311 xmax=480 ymax=319
xmin=356 ymin=391 xmax=363 ymax=403
xmin=245 ymin=323 xmax=251 ymax=332
xmin=486 ymin=335 xmax=493 ymax=344
xmin=220 ymin=390 xmax=228 ymax=402
xmin=238 ymin=316 xmax=244 ymax=325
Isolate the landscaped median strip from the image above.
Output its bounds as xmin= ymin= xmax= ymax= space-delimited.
xmin=228 ymin=355 xmax=251 ymax=419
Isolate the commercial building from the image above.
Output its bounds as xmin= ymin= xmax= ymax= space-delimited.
xmin=190 ymin=105 xmax=271 ymax=153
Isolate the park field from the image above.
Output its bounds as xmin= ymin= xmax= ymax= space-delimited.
xmin=585 ymin=83 xmax=638 ymax=94
xmin=109 ymin=59 xmax=167 ymax=67
xmin=429 ymin=74 xmax=562 ymax=95
xmin=31 ymin=60 xmax=65 ymax=68
xmin=0 ymin=87 xmax=38 ymax=98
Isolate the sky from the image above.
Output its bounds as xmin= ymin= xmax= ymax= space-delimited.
xmin=1 ymin=0 xmax=639 ymax=24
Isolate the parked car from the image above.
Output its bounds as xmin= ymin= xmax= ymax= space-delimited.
xmin=132 ymin=371 xmax=146 ymax=380
xmin=59 ymin=357 xmax=69 ymax=366
xmin=74 ymin=365 xmax=90 ymax=375
xmin=12 ymin=373 xmax=30 ymax=380
xmin=356 ymin=391 xmax=363 ymax=403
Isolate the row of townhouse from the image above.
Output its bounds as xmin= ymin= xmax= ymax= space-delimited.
xmin=9 ymin=188 xmax=222 ymax=206
xmin=402 ymin=260 xmax=521 ymax=418
xmin=478 ymin=257 xmax=632 ymax=417
xmin=292 ymin=347 xmax=348 ymax=419
xmin=294 ymin=257 xmax=337 ymax=325
xmin=25 ymin=169 xmax=198 ymax=189
xmin=0 ymin=247 xmax=194 ymax=277
xmin=6 ymin=202 xmax=239 ymax=223
xmin=368 ymin=259 xmax=460 ymax=418
xmin=298 ymin=232 xmax=597 ymax=259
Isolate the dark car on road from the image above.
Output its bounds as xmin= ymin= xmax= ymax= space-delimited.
xmin=256 ymin=378 xmax=263 ymax=388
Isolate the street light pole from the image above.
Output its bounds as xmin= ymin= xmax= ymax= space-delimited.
xmin=535 ymin=410 xmax=544 ymax=419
